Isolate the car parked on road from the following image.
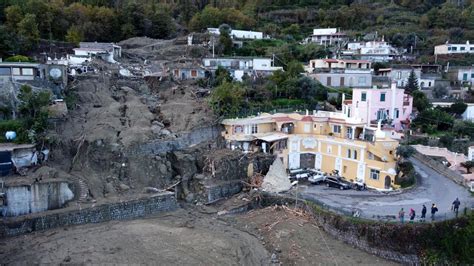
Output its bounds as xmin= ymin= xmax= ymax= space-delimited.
xmin=325 ymin=176 xmax=352 ymax=190
xmin=308 ymin=170 xmax=327 ymax=184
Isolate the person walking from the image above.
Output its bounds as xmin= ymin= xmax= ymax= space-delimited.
xmin=409 ymin=208 xmax=416 ymax=223
xmin=420 ymin=204 xmax=427 ymax=222
xmin=452 ymin=198 xmax=461 ymax=218
xmin=431 ymin=203 xmax=438 ymax=221
xmin=399 ymin=208 xmax=405 ymax=224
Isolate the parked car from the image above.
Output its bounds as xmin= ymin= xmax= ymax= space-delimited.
xmin=308 ymin=170 xmax=327 ymax=184
xmin=289 ymin=169 xmax=311 ymax=181
xmin=325 ymin=176 xmax=352 ymax=190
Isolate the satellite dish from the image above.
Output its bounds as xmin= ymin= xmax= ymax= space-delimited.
xmin=49 ymin=68 xmax=62 ymax=79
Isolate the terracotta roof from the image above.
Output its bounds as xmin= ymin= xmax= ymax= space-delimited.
xmin=343 ymin=100 xmax=352 ymax=104
xmin=301 ymin=116 xmax=313 ymax=122
xmin=272 ymin=116 xmax=295 ymax=122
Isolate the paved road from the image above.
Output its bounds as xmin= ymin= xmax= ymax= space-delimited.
xmin=296 ymin=157 xmax=474 ymax=221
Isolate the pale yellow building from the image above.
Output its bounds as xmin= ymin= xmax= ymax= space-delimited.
xmin=222 ymin=111 xmax=399 ymax=190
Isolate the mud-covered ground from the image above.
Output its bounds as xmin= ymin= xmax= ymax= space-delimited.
xmin=0 ymin=207 xmax=397 ymax=265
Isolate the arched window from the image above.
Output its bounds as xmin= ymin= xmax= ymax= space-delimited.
xmin=347 ymin=149 xmax=351 ymax=158
xmin=353 ymin=150 xmax=358 ymax=160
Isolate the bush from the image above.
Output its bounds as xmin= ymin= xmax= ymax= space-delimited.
xmin=0 ymin=119 xmax=29 ymax=143
xmin=396 ymin=161 xmax=416 ymax=188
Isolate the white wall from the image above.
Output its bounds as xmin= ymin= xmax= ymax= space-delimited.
xmin=5 ymin=182 xmax=74 ymax=217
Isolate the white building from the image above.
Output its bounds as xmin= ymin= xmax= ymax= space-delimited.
xmin=207 ymin=28 xmax=264 ymax=40
xmin=434 ymin=41 xmax=474 ymax=55
xmin=462 ymin=104 xmax=474 ymax=122
xmin=306 ymin=59 xmax=371 ymax=73
xmin=377 ymin=66 xmax=421 ymax=88
xmin=202 ymin=57 xmax=282 ymax=81
xmin=72 ymin=42 xmax=121 ymax=64
xmin=310 ymin=28 xmax=347 ymax=46
xmin=342 ymin=40 xmax=402 ymax=62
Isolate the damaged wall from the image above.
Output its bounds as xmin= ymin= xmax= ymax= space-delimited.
xmin=4 ymin=181 xmax=74 ymax=217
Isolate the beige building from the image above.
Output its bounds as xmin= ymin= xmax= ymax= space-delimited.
xmin=222 ymin=111 xmax=400 ymax=190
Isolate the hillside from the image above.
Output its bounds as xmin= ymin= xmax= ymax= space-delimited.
xmin=1 ymin=0 xmax=473 ymax=60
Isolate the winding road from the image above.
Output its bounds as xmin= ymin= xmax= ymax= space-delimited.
xmin=297 ymin=157 xmax=474 ymax=221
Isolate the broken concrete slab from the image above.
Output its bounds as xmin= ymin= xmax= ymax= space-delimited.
xmin=262 ymin=159 xmax=292 ymax=193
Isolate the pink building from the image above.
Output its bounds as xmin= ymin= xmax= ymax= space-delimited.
xmin=342 ymin=82 xmax=413 ymax=130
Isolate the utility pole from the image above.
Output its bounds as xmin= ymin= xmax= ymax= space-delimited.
xmin=212 ymin=35 xmax=215 ymax=58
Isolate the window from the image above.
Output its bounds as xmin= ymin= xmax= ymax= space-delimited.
xmin=448 ymin=47 xmax=452 ymax=51
xmin=471 ymin=47 xmax=474 ymax=51
xmin=304 ymin=124 xmax=311 ymax=133
xmin=343 ymin=166 xmax=347 ymax=174
xmin=380 ymin=93 xmax=386 ymax=102
xmin=353 ymin=150 xmax=357 ymax=160
xmin=346 ymin=127 xmax=353 ymax=139
xmin=251 ymin=124 xmax=258 ymax=134
xmin=395 ymin=108 xmax=400 ymax=119
xmin=12 ymin=68 xmax=20 ymax=75
xmin=471 ymin=74 xmax=474 ymax=79
xmin=370 ymin=169 xmax=380 ymax=180
xmin=461 ymin=47 xmax=466 ymax=51
xmin=22 ymin=68 xmax=33 ymax=76
xmin=0 ymin=68 xmax=10 ymax=75
xmin=191 ymin=70 xmax=197 ymax=77
xmin=463 ymin=73 xmax=468 ymax=81
xmin=333 ymin=125 xmax=341 ymax=133
xmin=361 ymin=92 xmax=367 ymax=102
xmin=397 ymin=71 xmax=402 ymax=79
xmin=347 ymin=149 xmax=351 ymax=158
xmin=327 ymin=76 xmax=332 ymax=86
xmin=327 ymin=145 xmax=332 ymax=154
xmin=452 ymin=47 xmax=458 ymax=51
xmin=358 ymin=77 xmax=366 ymax=86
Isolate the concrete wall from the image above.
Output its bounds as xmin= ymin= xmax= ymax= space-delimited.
xmin=4 ymin=182 xmax=74 ymax=217
xmin=0 ymin=192 xmax=177 ymax=237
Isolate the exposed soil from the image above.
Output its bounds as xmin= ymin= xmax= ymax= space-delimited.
xmin=0 ymin=206 xmax=398 ymax=265
xmin=229 ymin=206 xmax=398 ymax=265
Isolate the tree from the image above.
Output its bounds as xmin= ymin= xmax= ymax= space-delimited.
xmin=286 ymin=60 xmax=304 ymax=78
xmin=412 ymin=90 xmax=431 ymax=112
xmin=5 ymin=5 xmax=23 ymax=31
xmin=396 ymin=145 xmax=416 ymax=162
xmin=404 ymin=69 xmax=419 ymax=94
xmin=219 ymin=24 xmax=233 ymax=55
xmin=432 ymin=84 xmax=449 ymax=99
xmin=450 ymin=101 xmax=467 ymax=115
xmin=17 ymin=85 xmax=51 ymax=141
xmin=17 ymin=14 xmax=40 ymax=49
xmin=65 ymin=25 xmax=83 ymax=45
xmin=460 ymin=161 xmax=474 ymax=174
xmin=209 ymin=81 xmax=246 ymax=117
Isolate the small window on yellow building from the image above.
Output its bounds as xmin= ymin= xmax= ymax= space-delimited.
xmin=343 ymin=165 xmax=347 ymax=173
xmin=347 ymin=149 xmax=351 ymax=158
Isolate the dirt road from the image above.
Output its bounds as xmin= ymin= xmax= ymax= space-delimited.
xmin=0 ymin=208 xmax=397 ymax=265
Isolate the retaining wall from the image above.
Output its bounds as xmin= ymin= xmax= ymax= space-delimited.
xmin=262 ymin=194 xmax=421 ymax=264
xmin=0 ymin=192 xmax=177 ymax=238
xmin=411 ymin=151 xmax=466 ymax=186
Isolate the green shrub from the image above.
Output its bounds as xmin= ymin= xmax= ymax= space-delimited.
xmin=396 ymin=161 xmax=416 ymax=188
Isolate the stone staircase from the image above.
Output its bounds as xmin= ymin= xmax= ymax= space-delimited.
xmin=70 ymin=174 xmax=90 ymax=203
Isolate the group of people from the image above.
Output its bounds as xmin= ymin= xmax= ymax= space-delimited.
xmin=398 ymin=198 xmax=461 ymax=223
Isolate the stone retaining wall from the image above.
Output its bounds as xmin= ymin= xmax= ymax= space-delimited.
xmin=412 ymin=151 xmax=466 ymax=186
xmin=0 ymin=192 xmax=177 ymax=238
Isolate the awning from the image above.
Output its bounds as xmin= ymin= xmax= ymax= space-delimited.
xmin=257 ymin=133 xmax=288 ymax=142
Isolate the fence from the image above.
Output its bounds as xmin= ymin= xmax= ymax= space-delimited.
xmin=222 ymin=104 xmax=316 ymax=119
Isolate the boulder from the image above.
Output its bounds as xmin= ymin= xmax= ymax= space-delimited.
xmin=262 ymin=159 xmax=292 ymax=193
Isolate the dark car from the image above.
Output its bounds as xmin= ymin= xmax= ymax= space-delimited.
xmin=325 ymin=176 xmax=352 ymax=190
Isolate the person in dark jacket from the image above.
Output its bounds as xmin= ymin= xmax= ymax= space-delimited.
xmin=421 ymin=204 xmax=427 ymax=222
xmin=452 ymin=198 xmax=461 ymax=217
xmin=409 ymin=208 xmax=416 ymax=223
xmin=431 ymin=203 xmax=438 ymax=221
